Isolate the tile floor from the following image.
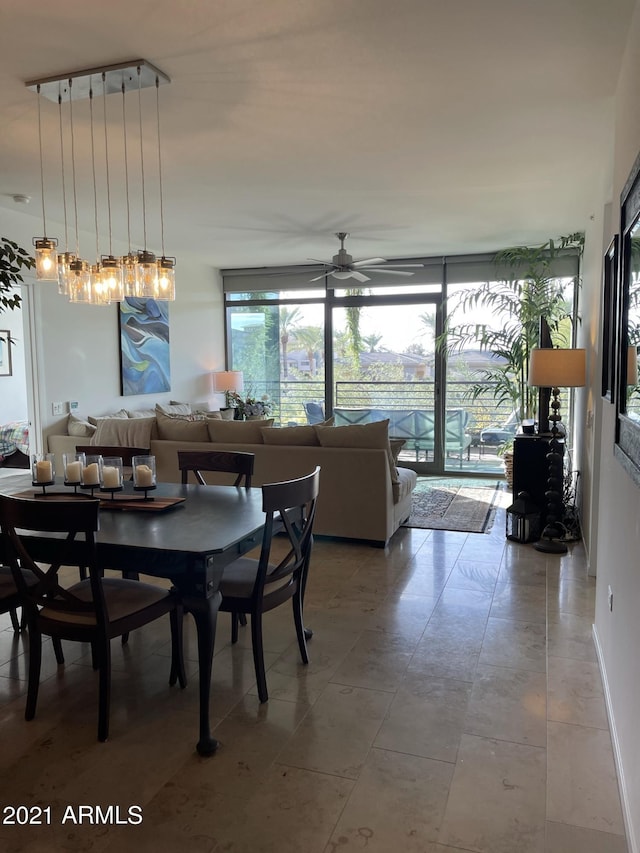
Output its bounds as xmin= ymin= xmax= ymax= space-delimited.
xmin=0 ymin=484 xmax=628 ymax=852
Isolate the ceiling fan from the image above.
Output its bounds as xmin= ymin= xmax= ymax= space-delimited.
xmin=309 ymin=232 xmax=422 ymax=282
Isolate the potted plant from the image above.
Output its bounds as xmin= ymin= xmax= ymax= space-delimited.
xmin=442 ymin=232 xmax=584 ymax=430
xmin=0 ymin=236 xmax=34 ymax=314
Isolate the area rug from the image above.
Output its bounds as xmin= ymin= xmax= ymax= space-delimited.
xmin=403 ymin=478 xmax=501 ymax=533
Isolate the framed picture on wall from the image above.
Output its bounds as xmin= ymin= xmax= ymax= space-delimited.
xmin=0 ymin=331 xmax=13 ymax=377
xmin=601 ymin=235 xmax=619 ymax=403
xmin=118 ymin=298 xmax=171 ymax=396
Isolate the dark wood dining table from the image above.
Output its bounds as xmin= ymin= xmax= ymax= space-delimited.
xmin=0 ymin=473 xmax=266 ymax=756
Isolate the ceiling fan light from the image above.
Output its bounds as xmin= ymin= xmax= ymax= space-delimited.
xmin=34 ymin=237 xmax=59 ymax=281
xmin=332 ymin=270 xmax=353 ymax=280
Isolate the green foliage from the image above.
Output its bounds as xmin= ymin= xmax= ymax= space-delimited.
xmin=441 ymin=233 xmax=584 ymax=422
xmin=0 ymin=237 xmax=35 ymax=312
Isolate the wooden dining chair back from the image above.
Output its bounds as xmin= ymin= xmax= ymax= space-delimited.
xmin=178 ymin=449 xmax=255 ymax=488
xmin=0 ymin=493 xmax=186 ymax=742
xmin=0 ymin=564 xmax=34 ymax=634
xmin=218 ymin=466 xmax=320 ymax=703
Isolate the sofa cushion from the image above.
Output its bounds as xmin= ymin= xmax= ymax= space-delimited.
xmin=156 ymin=411 xmax=209 ymax=441
xmin=170 ymin=399 xmax=211 ymax=413
xmin=156 ymin=402 xmax=192 ymax=416
xmin=389 ymin=438 xmax=406 ymax=464
xmin=126 ymin=408 xmax=157 ymax=418
xmin=260 ymin=425 xmax=320 ymax=446
xmin=207 ymin=418 xmax=275 ymax=444
xmin=92 ymin=416 xmax=156 ymax=447
xmin=88 ymin=408 xmax=128 ymax=426
xmin=315 ymin=419 xmax=398 ymax=484
xmin=67 ymin=413 xmax=97 ymax=438
xmin=394 ymin=466 xmax=418 ymax=503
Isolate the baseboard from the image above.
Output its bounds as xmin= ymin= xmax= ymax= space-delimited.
xmin=592 ymin=624 xmax=637 ymax=853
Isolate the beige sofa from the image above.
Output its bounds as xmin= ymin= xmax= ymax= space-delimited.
xmin=47 ymin=413 xmax=417 ymax=546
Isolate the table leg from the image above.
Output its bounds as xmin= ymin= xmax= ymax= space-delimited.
xmin=187 ymin=590 xmax=222 ymax=757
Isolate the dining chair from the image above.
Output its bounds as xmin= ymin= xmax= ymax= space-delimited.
xmin=218 ymin=466 xmax=320 ymax=703
xmin=177 ymin=449 xmax=255 ymax=488
xmin=0 ymin=493 xmax=186 ymax=743
xmin=0 ymin=566 xmax=32 ymax=634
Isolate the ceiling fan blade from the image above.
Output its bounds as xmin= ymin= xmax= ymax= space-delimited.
xmin=309 ymin=273 xmax=328 ymax=282
xmin=382 ymin=263 xmax=424 ymax=268
xmin=348 ymin=270 xmax=371 ymax=283
xmin=366 ymin=268 xmax=414 ymax=277
xmin=352 ymin=257 xmax=386 ymax=267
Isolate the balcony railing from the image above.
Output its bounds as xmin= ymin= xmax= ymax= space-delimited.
xmin=249 ymin=378 xmax=515 ymax=441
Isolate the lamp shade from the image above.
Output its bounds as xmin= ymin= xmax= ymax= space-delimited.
xmin=528 ymin=348 xmax=586 ymax=388
xmin=212 ymin=370 xmax=244 ymax=394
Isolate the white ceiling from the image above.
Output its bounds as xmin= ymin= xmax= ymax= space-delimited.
xmin=0 ymin=0 xmax=635 ymax=270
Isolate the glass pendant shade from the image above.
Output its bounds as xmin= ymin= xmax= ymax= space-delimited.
xmin=101 ymin=255 xmax=124 ymax=301
xmin=121 ymin=252 xmax=138 ymax=298
xmin=136 ymin=249 xmax=157 ymax=298
xmin=155 ymin=256 xmax=176 ymax=301
xmin=34 ymin=237 xmax=59 ymax=280
xmin=67 ymin=259 xmax=92 ymax=303
xmin=56 ymin=251 xmax=76 ymax=296
xmin=89 ymin=264 xmax=111 ymax=306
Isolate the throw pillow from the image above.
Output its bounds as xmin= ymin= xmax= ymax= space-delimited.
xmin=389 ymin=438 xmax=406 ymax=464
xmin=126 ymin=408 xmax=157 ymax=418
xmin=91 ymin=416 xmax=156 ymax=447
xmin=156 ymin=402 xmax=192 ymax=416
xmin=207 ymin=418 xmax=275 ymax=444
xmin=170 ymin=399 xmax=211 ymax=413
xmin=155 ymin=411 xmax=209 ymax=442
xmin=87 ymin=408 xmax=128 ymax=426
xmin=260 ymin=425 xmax=320 ymax=446
xmin=67 ymin=413 xmax=97 ymax=437
xmin=314 ymin=419 xmax=398 ymax=484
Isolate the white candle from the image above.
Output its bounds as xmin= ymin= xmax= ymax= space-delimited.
xmin=65 ymin=460 xmax=82 ymax=482
xmin=102 ymin=465 xmax=121 ymax=488
xmin=35 ymin=460 xmax=53 ymax=483
xmin=83 ymin=463 xmax=100 ymax=486
xmin=135 ymin=464 xmax=154 ymax=487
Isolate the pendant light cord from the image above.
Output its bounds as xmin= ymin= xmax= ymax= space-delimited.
xmin=89 ymin=87 xmax=100 ymax=260
xmin=68 ymin=79 xmax=80 ymax=257
xmin=102 ymin=73 xmax=113 ymax=257
xmin=122 ymin=82 xmax=132 ymax=254
xmin=58 ymin=94 xmax=69 ymax=252
xmin=137 ymin=66 xmax=148 ymax=251
xmin=36 ymin=85 xmax=48 ymax=238
xmin=156 ymin=76 xmax=166 ymax=258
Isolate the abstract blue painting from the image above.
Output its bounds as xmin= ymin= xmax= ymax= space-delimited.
xmin=119 ymin=298 xmax=170 ymax=395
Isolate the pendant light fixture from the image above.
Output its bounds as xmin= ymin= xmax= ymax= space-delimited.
xmin=26 ymin=60 xmax=173 ymax=304
xmin=100 ymin=72 xmax=124 ymax=302
xmin=154 ymin=75 xmax=175 ymax=300
xmin=33 ymin=84 xmax=58 ymax=281
xmin=56 ymin=92 xmax=75 ymax=296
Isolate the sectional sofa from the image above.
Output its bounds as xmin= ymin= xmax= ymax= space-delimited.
xmin=46 ymin=405 xmax=417 ymax=546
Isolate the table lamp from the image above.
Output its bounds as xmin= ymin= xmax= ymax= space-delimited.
xmin=527 ymin=347 xmax=586 ymax=554
xmin=212 ymin=370 xmax=244 ymax=407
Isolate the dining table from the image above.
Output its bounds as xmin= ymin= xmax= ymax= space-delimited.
xmin=0 ymin=472 xmax=266 ymax=756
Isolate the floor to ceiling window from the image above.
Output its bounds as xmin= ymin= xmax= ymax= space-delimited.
xmin=222 ymin=250 xmax=580 ymax=477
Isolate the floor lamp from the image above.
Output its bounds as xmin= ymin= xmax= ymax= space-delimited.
xmin=528 ymin=347 xmax=586 ymax=554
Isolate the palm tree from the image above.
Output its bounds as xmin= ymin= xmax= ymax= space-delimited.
xmin=293 ymin=325 xmax=324 ymax=376
xmin=279 ymin=306 xmax=303 ymax=378
xmin=362 ymin=333 xmax=383 ymax=352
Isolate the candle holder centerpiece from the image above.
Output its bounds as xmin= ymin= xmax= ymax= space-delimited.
xmin=32 ymin=453 xmax=55 ymax=494
xmin=100 ymin=457 xmax=124 ymax=499
xmin=63 ymin=451 xmax=86 ymax=493
xmin=132 ymin=455 xmax=157 ymax=500
xmin=80 ymin=455 xmax=103 ymax=497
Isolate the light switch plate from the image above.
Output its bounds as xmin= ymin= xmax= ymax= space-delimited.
xmin=52 ymin=402 xmax=65 ymax=416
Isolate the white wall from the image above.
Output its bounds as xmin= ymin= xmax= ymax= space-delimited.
xmin=592 ymin=2 xmax=640 ymax=849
